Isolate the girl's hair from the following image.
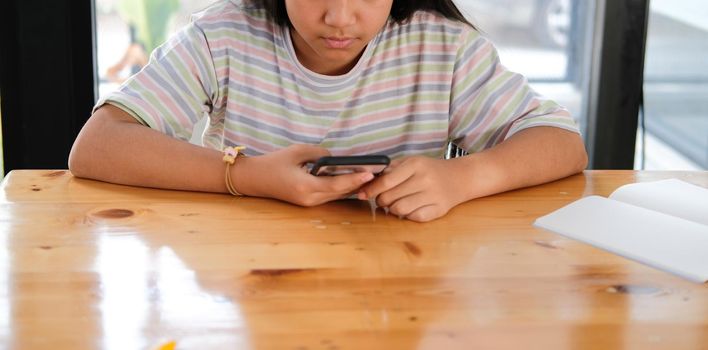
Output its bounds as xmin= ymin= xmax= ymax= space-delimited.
xmin=248 ymin=0 xmax=475 ymax=29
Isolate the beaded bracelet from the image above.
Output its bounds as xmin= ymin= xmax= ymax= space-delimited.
xmin=223 ymin=146 xmax=247 ymax=196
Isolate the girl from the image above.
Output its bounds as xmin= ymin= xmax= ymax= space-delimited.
xmin=69 ymin=0 xmax=588 ymax=222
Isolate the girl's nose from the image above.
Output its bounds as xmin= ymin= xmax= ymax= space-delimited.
xmin=324 ymin=0 xmax=356 ymax=28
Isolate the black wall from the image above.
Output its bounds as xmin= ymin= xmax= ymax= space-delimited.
xmin=1 ymin=0 xmax=96 ymax=173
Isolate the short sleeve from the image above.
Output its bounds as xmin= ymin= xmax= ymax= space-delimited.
xmin=448 ymin=29 xmax=580 ymax=154
xmin=96 ymin=22 xmax=219 ymax=142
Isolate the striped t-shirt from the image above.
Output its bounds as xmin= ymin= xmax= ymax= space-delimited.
xmin=99 ymin=0 xmax=579 ymax=158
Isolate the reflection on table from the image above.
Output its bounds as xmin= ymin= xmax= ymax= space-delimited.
xmin=1 ymin=170 xmax=707 ymax=349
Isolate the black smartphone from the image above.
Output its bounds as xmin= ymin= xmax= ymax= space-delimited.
xmin=310 ymin=155 xmax=390 ymax=176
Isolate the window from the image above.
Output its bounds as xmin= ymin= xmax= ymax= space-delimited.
xmin=637 ymin=0 xmax=708 ymax=170
xmin=95 ymin=0 xmax=214 ymax=99
xmin=456 ymin=0 xmax=597 ymax=138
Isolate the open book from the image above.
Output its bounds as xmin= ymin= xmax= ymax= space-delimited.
xmin=534 ymin=179 xmax=708 ymax=283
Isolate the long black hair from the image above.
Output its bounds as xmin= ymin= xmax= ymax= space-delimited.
xmin=248 ymin=0 xmax=475 ymax=29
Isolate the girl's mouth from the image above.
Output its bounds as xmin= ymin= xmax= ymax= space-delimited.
xmin=324 ymin=37 xmax=355 ymax=49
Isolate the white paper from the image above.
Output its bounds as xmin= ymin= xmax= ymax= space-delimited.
xmin=534 ymin=195 xmax=708 ymax=283
xmin=610 ymin=179 xmax=708 ymax=226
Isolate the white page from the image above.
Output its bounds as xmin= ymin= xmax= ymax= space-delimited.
xmin=610 ymin=179 xmax=708 ymax=226
xmin=534 ymin=196 xmax=708 ymax=283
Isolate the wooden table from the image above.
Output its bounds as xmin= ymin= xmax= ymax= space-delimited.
xmin=1 ymin=170 xmax=707 ymax=350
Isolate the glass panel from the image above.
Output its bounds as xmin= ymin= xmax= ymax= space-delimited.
xmin=456 ymin=0 xmax=597 ymax=138
xmin=95 ymin=0 xmax=214 ymax=99
xmin=0 ymin=99 xmax=4 ymax=180
xmin=637 ymin=0 xmax=708 ymax=170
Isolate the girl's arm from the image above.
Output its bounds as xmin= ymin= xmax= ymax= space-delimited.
xmin=358 ymin=126 xmax=588 ymax=222
xmin=70 ymin=104 xmax=233 ymax=193
xmin=69 ymin=104 xmax=374 ymax=206
xmin=452 ymin=126 xmax=588 ymax=200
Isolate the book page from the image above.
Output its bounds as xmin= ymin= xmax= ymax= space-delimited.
xmin=610 ymin=179 xmax=708 ymax=226
xmin=534 ymin=196 xmax=708 ymax=283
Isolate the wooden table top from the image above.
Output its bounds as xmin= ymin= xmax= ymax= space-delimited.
xmin=1 ymin=170 xmax=707 ymax=350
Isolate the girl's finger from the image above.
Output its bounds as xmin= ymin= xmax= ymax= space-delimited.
xmin=386 ymin=191 xmax=431 ymax=218
xmin=374 ymin=175 xmax=424 ymax=208
xmin=404 ymin=204 xmax=444 ymax=223
xmin=316 ymin=171 xmax=375 ymax=195
xmin=358 ymin=164 xmax=415 ymax=200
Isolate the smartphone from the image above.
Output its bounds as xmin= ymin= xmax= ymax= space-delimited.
xmin=310 ymin=155 xmax=390 ymax=176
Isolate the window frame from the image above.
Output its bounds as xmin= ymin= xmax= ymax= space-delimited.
xmin=586 ymin=0 xmax=651 ymax=168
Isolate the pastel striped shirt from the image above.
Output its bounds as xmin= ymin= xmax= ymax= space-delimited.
xmin=98 ymin=0 xmax=579 ymax=158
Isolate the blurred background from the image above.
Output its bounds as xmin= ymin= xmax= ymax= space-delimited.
xmin=455 ymin=0 xmax=706 ymax=170
xmin=1 ymin=0 xmax=706 ymax=180
xmin=90 ymin=0 xmax=707 ymax=172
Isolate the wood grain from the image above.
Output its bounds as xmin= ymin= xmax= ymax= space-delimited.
xmin=1 ymin=170 xmax=707 ymax=350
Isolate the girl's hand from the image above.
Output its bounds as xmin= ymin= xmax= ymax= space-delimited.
xmin=236 ymin=144 xmax=375 ymax=207
xmin=357 ymin=157 xmax=469 ymax=222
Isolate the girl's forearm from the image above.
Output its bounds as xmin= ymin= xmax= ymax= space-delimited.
xmin=69 ymin=105 xmax=370 ymax=204
xmin=451 ymin=126 xmax=589 ymax=201
xmin=69 ymin=105 xmax=230 ymax=193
